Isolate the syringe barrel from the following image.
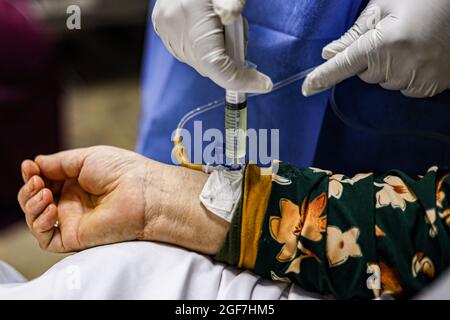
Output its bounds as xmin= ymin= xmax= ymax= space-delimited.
xmin=225 ymin=99 xmax=247 ymax=164
xmin=225 ymin=15 xmax=247 ymax=166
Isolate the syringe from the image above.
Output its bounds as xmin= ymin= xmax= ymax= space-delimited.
xmin=224 ymin=15 xmax=247 ymax=167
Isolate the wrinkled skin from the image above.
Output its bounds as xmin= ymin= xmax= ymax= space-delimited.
xmin=17 ymin=146 xmax=228 ymax=254
xmin=18 ymin=146 xmax=151 ymax=252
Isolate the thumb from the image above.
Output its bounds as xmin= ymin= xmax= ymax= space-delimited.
xmin=35 ymin=148 xmax=89 ymax=181
xmin=197 ymin=45 xmax=273 ymax=93
xmin=322 ymin=1 xmax=382 ymax=60
xmin=302 ymin=29 xmax=381 ymax=97
xmin=233 ymin=67 xmax=273 ymax=93
xmin=212 ymin=0 xmax=246 ymax=25
xmin=206 ymin=53 xmax=273 ymax=93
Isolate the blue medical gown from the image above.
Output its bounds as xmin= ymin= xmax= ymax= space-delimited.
xmin=138 ymin=0 xmax=450 ymax=175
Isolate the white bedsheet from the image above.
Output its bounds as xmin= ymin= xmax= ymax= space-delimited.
xmin=0 ymin=242 xmax=323 ymax=300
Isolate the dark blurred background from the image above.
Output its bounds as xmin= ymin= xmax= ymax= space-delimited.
xmin=0 ymin=0 xmax=149 ymax=278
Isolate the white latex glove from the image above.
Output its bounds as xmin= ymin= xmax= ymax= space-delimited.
xmin=152 ymin=0 xmax=273 ymax=93
xmin=302 ymin=0 xmax=450 ymax=98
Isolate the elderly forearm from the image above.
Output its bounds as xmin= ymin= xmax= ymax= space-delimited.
xmin=140 ymin=160 xmax=230 ymax=255
xmin=136 ymin=157 xmax=450 ymax=299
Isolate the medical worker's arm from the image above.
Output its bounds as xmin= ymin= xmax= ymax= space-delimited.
xmin=151 ymin=0 xmax=273 ymax=93
xmin=302 ymin=0 xmax=450 ymax=98
xmin=18 ymin=146 xmax=229 ymax=254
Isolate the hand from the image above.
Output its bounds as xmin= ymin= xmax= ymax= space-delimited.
xmin=151 ymin=0 xmax=273 ymax=93
xmin=18 ymin=146 xmax=152 ymax=252
xmin=18 ymin=146 xmax=229 ymax=254
xmin=302 ymin=0 xmax=450 ymax=98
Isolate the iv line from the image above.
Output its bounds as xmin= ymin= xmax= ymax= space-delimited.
xmin=175 ymin=66 xmax=316 ymax=135
xmin=173 ymin=65 xmax=450 ymax=172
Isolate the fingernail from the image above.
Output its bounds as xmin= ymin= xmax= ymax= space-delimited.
xmin=34 ymin=155 xmax=44 ymax=164
xmin=43 ymin=205 xmax=50 ymax=214
xmin=44 ymin=204 xmax=53 ymax=214
xmin=27 ymin=177 xmax=36 ymax=193
xmin=263 ymin=76 xmax=273 ymax=92
xmin=301 ymin=83 xmax=310 ymax=97
xmin=302 ymin=75 xmax=315 ymax=97
xmin=322 ymin=47 xmax=336 ymax=60
xmin=240 ymin=70 xmax=273 ymax=94
xmin=255 ymin=74 xmax=273 ymax=93
xmin=37 ymin=189 xmax=44 ymax=201
xmin=302 ymin=74 xmax=327 ymax=97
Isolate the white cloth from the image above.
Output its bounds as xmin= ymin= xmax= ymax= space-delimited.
xmin=0 ymin=261 xmax=26 ymax=286
xmin=199 ymin=168 xmax=243 ymax=223
xmin=0 ymin=242 xmax=323 ymax=300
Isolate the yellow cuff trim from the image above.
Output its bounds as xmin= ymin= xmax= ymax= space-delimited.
xmin=238 ymin=164 xmax=272 ymax=269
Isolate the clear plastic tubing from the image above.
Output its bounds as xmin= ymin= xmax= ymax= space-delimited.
xmin=175 ymin=66 xmax=450 ymax=146
xmin=175 ymin=66 xmax=316 ymax=136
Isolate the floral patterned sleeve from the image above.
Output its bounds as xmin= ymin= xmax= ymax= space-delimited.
xmin=214 ymin=163 xmax=450 ymax=299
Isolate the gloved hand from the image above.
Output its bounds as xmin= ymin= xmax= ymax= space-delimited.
xmin=152 ymin=0 xmax=273 ymax=93
xmin=302 ymin=0 xmax=450 ymax=98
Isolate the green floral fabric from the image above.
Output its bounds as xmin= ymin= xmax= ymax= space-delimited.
xmin=254 ymin=164 xmax=450 ymax=299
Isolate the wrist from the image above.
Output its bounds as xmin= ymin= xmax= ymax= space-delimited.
xmin=135 ymin=159 xmax=165 ymax=242
xmin=140 ymin=160 xmax=230 ymax=255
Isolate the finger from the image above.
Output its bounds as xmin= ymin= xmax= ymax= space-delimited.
xmin=21 ymin=160 xmax=41 ymax=183
xmin=322 ymin=2 xmax=381 ymax=60
xmin=212 ymin=0 xmax=245 ymax=25
xmin=401 ymin=86 xmax=439 ymax=99
xmin=24 ymin=188 xmax=54 ymax=230
xmin=32 ymin=204 xmax=58 ymax=249
xmin=302 ymin=29 xmax=382 ymax=97
xmin=151 ymin=1 xmax=160 ymax=35
xmin=151 ymin=0 xmax=187 ymax=63
xmin=358 ymin=67 xmax=387 ymax=84
xmin=17 ymin=175 xmax=45 ymax=213
xmin=35 ymin=148 xmax=88 ymax=181
xmin=380 ymin=79 xmax=409 ymax=91
xmin=190 ymin=10 xmax=272 ymax=93
xmin=191 ymin=19 xmax=272 ymax=93
xmin=225 ymin=66 xmax=273 ymax=93
xmin=21 ymin=159 xmax=63 ymax=196
xmin=195 ymin=46 xmax=273 ymax=93
xmin=400 ymin=72 xmax=438 ymax=98
xmin=356 ymin=40 xmax=391 ymax=85
xmin=160 ymin=35 xmax=185 ymax=62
